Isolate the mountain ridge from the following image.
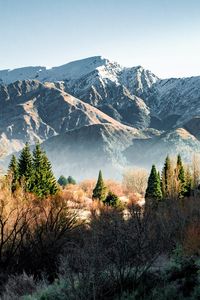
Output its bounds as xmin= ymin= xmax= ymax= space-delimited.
xmin=1 ymin=56 xmax=200 ymax=178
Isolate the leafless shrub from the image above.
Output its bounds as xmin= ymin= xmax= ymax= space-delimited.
xmin=122 ymin=168 xmax=148 ymax=196
xmin=105 ymin=179 xmax=124 ymax=197
xmin=79 ymin=179 xmax=96 ymax=198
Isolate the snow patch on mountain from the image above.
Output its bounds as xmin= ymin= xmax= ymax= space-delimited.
xmin=1 ymin=56 xmax=200 ymax=176
xmin=0 ymin=67 xmax=46 ymax=84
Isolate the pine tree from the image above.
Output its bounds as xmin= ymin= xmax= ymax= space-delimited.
xmin=92 ymin=170 xmax=107 ymax=201
xmin=31 ymin=144 xmax=58 ymax=197
xmin=145 ymin=165 xmax=162 ymax=206
xmin=177 ymin=154 xmax=186 ymax=198
xmin=18 ymin=143 xmax=33 ymax=191
xmin=104 ymin=191 xmax=120 ymax=207
xmin=58 ymin=175 xmax=68 ymax=187
xmin=161 ymin=155 xmax=171 ymax=199
xmin=42 ymin=154 xmax=58 ymax=195
xmin=157 ymin=171 xmax=161 ymax=190
xmin=8 ymin=155 xmax=19 ymax=192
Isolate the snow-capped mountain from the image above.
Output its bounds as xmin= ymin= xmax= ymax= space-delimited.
xmin=0 ymin=56 xmax=122 ymax=84
xmin=1 ymin=56 xmax=200 ymax=178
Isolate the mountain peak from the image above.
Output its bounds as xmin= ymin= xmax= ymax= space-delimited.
xmin=0 ymin=56 xmax=123 ymax=84
xmin=46 ymin=55 xmax=111 ymax=81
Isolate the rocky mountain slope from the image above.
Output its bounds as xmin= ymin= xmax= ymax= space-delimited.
xmin=0 ymin=79 xmax=140 ymax=143
xmin=1 ymin=56 xmax=200 ymax=178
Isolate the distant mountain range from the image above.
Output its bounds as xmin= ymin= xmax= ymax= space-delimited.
xmin=1 ymin=56 xmax=200 ymax=179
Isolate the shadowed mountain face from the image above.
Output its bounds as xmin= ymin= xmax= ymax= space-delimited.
xmin=43 ymin=123 xmax=142 ymax=179
xmin=0 ymin=79 xmax=135 ymax=143
xmin=1 ymin=56 xmax=200 ymax=178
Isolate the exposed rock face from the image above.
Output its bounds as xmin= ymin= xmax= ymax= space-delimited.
xmin=1 ymin=56 xmax=200 ymax=178
xmin=0 ymin=79 xmax=135 ymax=145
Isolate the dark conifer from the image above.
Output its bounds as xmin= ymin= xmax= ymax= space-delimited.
xmin=161 ymin=155 xmax=171 ymax=198
xmin=58 ymin=175 xmax=68 ymax=187
xmin=185 ymin=166 xmax=192 ymax=197
xmin=31 ymin=144 xmax=58 ymax=197
xmin=92 ymin=170 xmax=107 ymax=201
xmin=177 ymin=154 xmax=186 ymax=198
xmin=157 ymin=171 xmax=161 ymax=190
xmin=18 ymin=143 xmax=33 ymax=191
xmin=104 ymin=191 xmax=120 ymax=207
xmin=145 ymin=165 xmax=162 ymax=206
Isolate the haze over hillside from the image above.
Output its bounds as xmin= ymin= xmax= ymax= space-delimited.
xmin=1 ymin=56 xmax=200 ymax=179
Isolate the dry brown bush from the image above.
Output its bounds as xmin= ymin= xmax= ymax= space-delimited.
xmin=105 ymin=179 xmax=123 ymax=197
xmin=79 ymin=179 xmax=96 ymax=198
xmin=122 ymin=168 xmax=148 ymax=196
xmin=62 ymin=184 xmax=86 ymax=207
xmin=127 ymin=192 xmax=143 ymax=205
xmin=0 ymin=180 xmax=35 ymax=271
xmin=0 ymin=177 xmax=82 ymax=282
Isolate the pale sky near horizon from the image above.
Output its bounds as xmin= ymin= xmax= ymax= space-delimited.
xmin=0 ymin=0 xmax=200 ymax=78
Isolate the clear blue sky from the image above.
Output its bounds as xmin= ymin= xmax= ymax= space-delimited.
xmin=0 ymin=0 xmax=200 ymax=78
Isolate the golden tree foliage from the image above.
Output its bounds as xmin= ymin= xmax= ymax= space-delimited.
xmin=0 ymin=175 xmax=80 ymax=273
xmin=192 ymin=153 xmax=200 ymax=189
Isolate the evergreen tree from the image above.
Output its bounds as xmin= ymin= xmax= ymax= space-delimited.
xmin=58 ymin=175 xmax=68 ymax=187
xmin=177 ymin=154 xmax=186 ymax=198
xmin=31 ymin=144 xmax=58 ymax=197
xmin=8 ymin=155 xmax=19 ymax=192
xmin=18 ymin=143 xmax=33 ymax=191
xmin=145 ymin=165 xmax=162 ymax=206
xmin=92 ymin=170 xmax=107 ymax=201
xmin=157 ymin=171 xmax=161 ymax=190
xmin=161 ymin=155 xmax=171 ymax=199
xmin=185 ymin=165 xmax=192 ymax=197
xmin=104 ymin=191 xmax=120 ymax=207
xmin=67 ymin=176 xmax=76 ymax=185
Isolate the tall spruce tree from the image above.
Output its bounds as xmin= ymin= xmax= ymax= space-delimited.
xmin=161 ymin=155 xmax=171 ymax=199
xmin=145 ymin=165 xmax=162 ymax=206
xmin=177 ymin=154 xmax=186 ymax=198
xmin=31 ymin=144 xmax=58 ymax=197
xmin=18 ymin=143 xmax=33 ymax=191
xmin=157 ymin=171 xmax=161 ymax=189
xmin=92 ymin=170 xmax=107 ymax=201
xmin=8 ymin=155 xmax=19 ymax=192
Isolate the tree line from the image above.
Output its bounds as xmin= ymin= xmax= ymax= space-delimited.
xmin=145 ymin=154 xmax=199 ymax=207
xmin=8 ymin=143 xmax=58 ymax=197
